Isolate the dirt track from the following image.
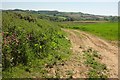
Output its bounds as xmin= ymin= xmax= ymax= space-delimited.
xmin=47 ymin=29 xmax=118 ymax=78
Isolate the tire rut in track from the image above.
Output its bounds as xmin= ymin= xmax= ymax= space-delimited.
xmin=46 ymin=29 xmax=118 ymax=78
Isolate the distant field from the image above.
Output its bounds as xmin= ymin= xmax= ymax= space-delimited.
xmin=73 ymin=21 xmax=109 ymax=23
xmin=66 ymin=22 xmax=118 ymax=41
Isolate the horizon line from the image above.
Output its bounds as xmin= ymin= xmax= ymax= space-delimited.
xmin=2 ymin=9 xmax=118 ymax=16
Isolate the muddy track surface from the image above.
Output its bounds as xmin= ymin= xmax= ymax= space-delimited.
xmin=46 ymin=29 xmax=118 ymax=78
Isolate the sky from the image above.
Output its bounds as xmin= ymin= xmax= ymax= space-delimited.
xmin=1 ymin=1 xmax=119 ymax=16
xmin=1 ymin=0 xmax=119 ymax=2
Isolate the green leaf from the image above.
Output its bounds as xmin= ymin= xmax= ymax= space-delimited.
xmin=40 ymin=46 xmax=42 ymax=49
xmin=34 ymin=44 xmax=38 ymax=46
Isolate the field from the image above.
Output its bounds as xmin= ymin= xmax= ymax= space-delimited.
xmin=63 ymin=22 xmax=118 ymax=41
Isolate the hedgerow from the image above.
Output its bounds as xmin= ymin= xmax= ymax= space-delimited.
xmin=2 ymin=11 xmax=70 ymax=74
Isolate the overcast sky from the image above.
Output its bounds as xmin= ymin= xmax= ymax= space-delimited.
xmin=1 ymin=0 xmax=119 ymax=16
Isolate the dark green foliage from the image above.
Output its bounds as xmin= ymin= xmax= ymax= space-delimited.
xmin=16 ymin=13 xmax=37 ymax=22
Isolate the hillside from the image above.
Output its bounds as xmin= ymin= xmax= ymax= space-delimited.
xmin=8 ymin=9 xmax=118 ymax=22
xmin=31 ymin=10 xmax=117 ymax=21
xmin=2 ymin=10 xmax=71 ymax=78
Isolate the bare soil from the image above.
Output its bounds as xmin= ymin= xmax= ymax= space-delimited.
xmin=46 ymin=29 xmax=118 ymax=78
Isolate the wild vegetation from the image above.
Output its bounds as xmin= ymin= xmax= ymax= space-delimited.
xmin=83 ymin=50 xmax=108 ymax=78
xmin=2 ymin=9 xmax=118 ymax=78
xmin=2 ymin=11 xmax=71 ymax=78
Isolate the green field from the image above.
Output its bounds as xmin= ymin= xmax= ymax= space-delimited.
xmin=65 ymin=22 xmax=118 ymax=41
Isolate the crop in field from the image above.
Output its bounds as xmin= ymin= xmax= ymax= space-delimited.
xmin=62 ymin=22 xmax=118 ymax=41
